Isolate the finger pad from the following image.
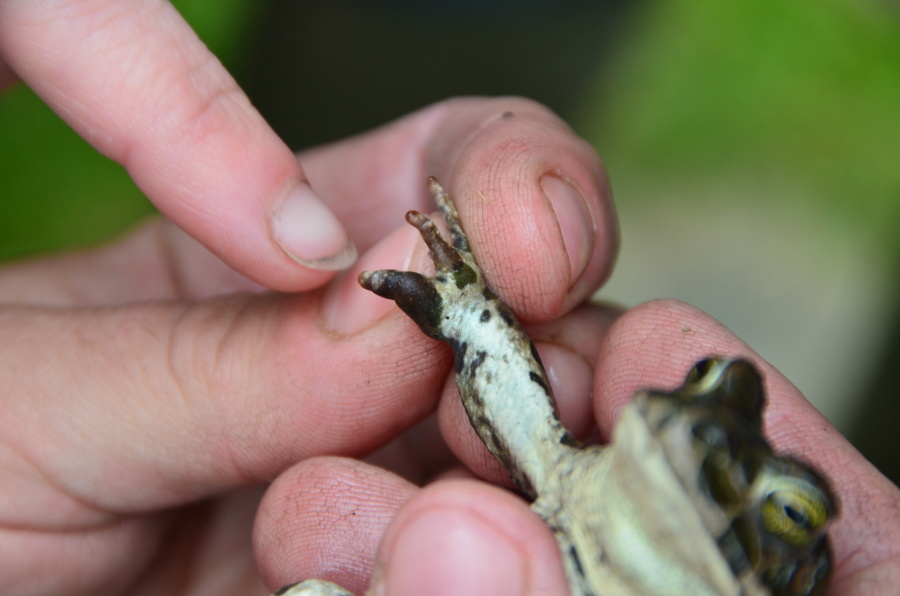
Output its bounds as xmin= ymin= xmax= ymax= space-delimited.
xmin=254 ymin=457 xmax=417 ymax=592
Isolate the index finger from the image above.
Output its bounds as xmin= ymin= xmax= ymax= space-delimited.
xmin=0 ymin=0 xmax=355 ymax=290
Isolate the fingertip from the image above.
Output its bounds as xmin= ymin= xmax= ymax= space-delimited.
xmin=437 ymin=98 xmax=617 ymax=320
xmin=0 ymin=1 xmax=359 ymax=292
xmin=539 ymin=174 xmax=595 ymax=285
xmin=374 ymin=506 xmax=527 ymax=596
xmin=255 ymin=457 xmax=418 ymax=593
xmin=592 ymin=298 xmax=853 ymax=471
xmin=270 ymin=182 xmax=357 ymax=271
xmin=372 ymin=480 xmax=567 ymax=596
xmin=527 ymin=303 xmax=622 ymax=441
xmin=321 ymin=223 xmax=423 ymax=336
xmin=593 ymin=299 xmax=747 ymax=435
xmin=539 ymin=343 xmax=595 ymax=439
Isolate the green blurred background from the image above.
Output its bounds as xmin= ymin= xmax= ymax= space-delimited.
xmin=1 ymin=0 xmax=898 ymax=481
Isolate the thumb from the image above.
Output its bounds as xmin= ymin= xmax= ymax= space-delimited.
xmin=369 ymin=480 xmax=567 ymax=596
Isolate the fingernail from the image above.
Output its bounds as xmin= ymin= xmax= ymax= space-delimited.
xmin=270 ymin=183 xmax=357 ymax=270
xmin=538 ymin=343 xmax=594 ymax=439
xmin=321 ymin=225 xmax=421 ymax=335
xmin=540 ymin=175 xmax=594 ymax=284
xmin=382 ymin=509 xmax=526 ymax=596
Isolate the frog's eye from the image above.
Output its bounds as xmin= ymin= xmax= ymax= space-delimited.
xmin=760 ymin=479 xmax=829 ymax=547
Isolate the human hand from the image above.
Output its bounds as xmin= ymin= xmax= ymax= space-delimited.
xmin=260 ymin=300 xmax=900 ymax=596
xmin=3 ymin=3 xmax=892 ymax=596
xmin=0 ymin=17 xmax=615 ymax=590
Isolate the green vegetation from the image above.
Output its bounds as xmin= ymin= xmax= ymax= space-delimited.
xmin=580 ymin=0 xmax=900 ymax=249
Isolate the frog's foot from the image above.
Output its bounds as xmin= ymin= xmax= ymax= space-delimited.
xmin=358 ymin=176 xmax=481 ymax=342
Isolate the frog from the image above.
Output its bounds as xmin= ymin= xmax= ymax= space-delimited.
xmin=271 ymin=178 xmax=835 ymax=596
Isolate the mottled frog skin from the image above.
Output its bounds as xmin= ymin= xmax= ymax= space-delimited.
xmin=273 ymin=178 xmax=834 ymax=596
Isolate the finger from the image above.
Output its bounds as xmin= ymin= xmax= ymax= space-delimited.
xmin=300 ymin=96 xmax=618 ymax=321
xmin=0 ymin=0 xmax=354 ymax=290
xmin=0 ymin=219 xmax=266 ymax=306
xmin=0 ymin=269 xmax=455 ymax=524
xmin=0 ymin=506 xmax=166 ymax=596
xmin=369 ymin=477 xmax=567 ymax=596
xmin=254 ymin=457 xmax=419 ymax=594
xmin=254 ymin=458 xmax=567 ymax=596
xmin=437 ymin=303 xmax=621 ymax=487
xmin=593 ymin=299 xmax=842 ymax=455
xmin=0 ymin=208 xmax=468 ymax=524
xmin=592 ymin=299 xmax=900 ymax=590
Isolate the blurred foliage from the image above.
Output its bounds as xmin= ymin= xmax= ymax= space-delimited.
xmin=174 ymin=0 xmax=262 ymax=71
xmin=0 ymin=0 xmax=261 ymax=260
xmin=579 ymin=0 xmax=900 ymax=250
xmin=0 ymin=88 xmax=150 ymax=260
xmin=2 ymin=0 xmax=898 ymax=258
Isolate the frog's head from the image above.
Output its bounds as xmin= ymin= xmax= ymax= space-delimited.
xmin=636 ymin=358 xmax=835 ymax=595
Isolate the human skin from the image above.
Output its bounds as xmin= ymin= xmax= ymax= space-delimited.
xmin=0 ymin=1 xmax=897 ymax=595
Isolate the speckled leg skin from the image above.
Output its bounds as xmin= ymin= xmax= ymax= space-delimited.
xmin=272 ymin=179 xmax=834 ymax=596
xmin=358 ymin=178 xmax=596 ymax=594
xmin=359 ymin=177 xmax=574 ymax=498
